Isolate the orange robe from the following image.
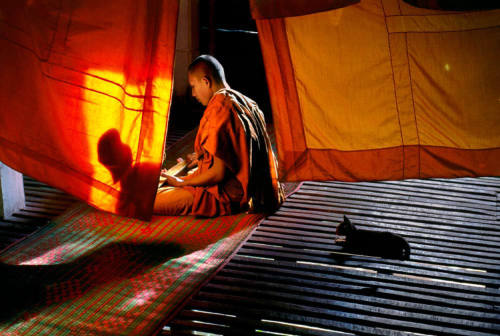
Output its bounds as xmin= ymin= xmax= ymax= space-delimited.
xmin=185 ymin=88 xmax=283 ymax=217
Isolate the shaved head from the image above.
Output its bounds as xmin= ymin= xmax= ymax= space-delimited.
xmin=187 ymin=55 xmax=229 ymax=106
xmin=188 ymin=55 xmax=227 ymax=86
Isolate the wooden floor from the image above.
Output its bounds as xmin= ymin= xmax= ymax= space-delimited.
xmin=166 ymin=177 xmax=500 ymax=336
xmin=2 ymin=141 xmax=499 ymax=335
xmin=0 ymin=175 xmax=77 ymax=252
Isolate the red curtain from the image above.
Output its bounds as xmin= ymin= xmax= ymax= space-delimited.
xmin=0 ymin=0 xmax=179 ymax=220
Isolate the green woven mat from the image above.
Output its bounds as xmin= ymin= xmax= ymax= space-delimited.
xmin=0 ymin=204 xmax=263 ymax=335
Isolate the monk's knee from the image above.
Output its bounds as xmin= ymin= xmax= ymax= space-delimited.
xmin=154 ymin=187 xmax=194 ymax=216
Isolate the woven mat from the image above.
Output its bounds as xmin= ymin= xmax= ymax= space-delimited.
xmin=0 ymin=204 xmax=263 ymax=335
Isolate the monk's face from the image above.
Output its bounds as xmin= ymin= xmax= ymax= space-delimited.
xmin=188 ymin=71 xmax=212 ymax=106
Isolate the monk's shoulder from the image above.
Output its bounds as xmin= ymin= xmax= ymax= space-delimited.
xmin=205 ymin=93 xmax=238 ymax=123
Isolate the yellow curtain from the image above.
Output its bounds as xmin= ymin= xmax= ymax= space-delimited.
xmin=254 ymin=0 xmax=500 ymax=181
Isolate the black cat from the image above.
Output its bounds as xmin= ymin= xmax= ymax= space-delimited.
xmin=335 ymin=216 xmax=411 ymax=260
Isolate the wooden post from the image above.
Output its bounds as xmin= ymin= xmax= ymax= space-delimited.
xmin=208 ymin=0 xmax=216 ymax=55
xmin=0 ymin=162 xmax=25 ymax=219
xmin=173 ymin=0 xmax=200 ymax=98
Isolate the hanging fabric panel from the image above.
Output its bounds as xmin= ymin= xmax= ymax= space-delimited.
xmin=253 ymin=0 xmax=500 ymax=182
xmin=250 ymin=0 xmax=360 ymax=19
xmin=0 ymin=0 xmax=179 ymax=220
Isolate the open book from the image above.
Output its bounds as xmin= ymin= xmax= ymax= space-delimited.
xmin=158 ymin=160 xmax=188 ymax=188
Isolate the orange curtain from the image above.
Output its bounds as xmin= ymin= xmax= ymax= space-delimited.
xmin=0 ymin=0 xmax=179 ymax=220
xmin=253 ymin=0 xmax=500 ymax=181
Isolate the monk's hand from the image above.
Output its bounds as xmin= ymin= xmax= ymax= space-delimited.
xmin=186 ymin=152 xmax=199 ymax=169
xmin=164 ymin=174 xmax=185 ymax=187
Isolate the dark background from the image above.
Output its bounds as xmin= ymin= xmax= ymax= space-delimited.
xmin=168 ymin=0 xmax=272 ymax=132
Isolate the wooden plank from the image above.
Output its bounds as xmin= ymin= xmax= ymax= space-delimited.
xmin=246 ymin=235 xmax=500 ymax=271
xmin=214 ymin=268 xmax=496 ymax=313
xmin=301 ymin=181 xmax=497 ymax=206
xmin=338 ymin=178 xmax=498 ymax=194
xmin=24 ymin=186 xmax=68 ymax=196
xmin=0 ymin=215 xmax=43 ymax=225
xmin=236 ymin=247 xmax=500 ymax=288
xmin=321 ymin=179 xmax=499 ymax=196
xmin=433 ymin=177 xmax=500 ymax=191
xmin=14 ymin=210 xmax=52 ymax=220
xmin=287 ymin=191 xmax=496 ymax=220
xmin=189 ymin=293 xmax=496 ymax=336
xmin=339 ymin=180 xmax=497 ymax=202
xmin=275 ymin=206 xmax=494 ymax=232
xmin=249 ymin=232 xmax=500 ymax=275
xmin=178 ymin=299 xmax=416 ymax=336
xmin=25 ymin=196 xmax=75 ymax=207
xmin=20 ymin=206 xmax=63 ymax=216
xmin=404 ymin=237 xmax=500 ymax=259
xmin=0 ymin=219 xmax=41 ymax=233
xmin=271 ymin=207 xmax=499 ymax=231
xmin=264 ymin=214 xmax=500 ymax=243
xmin=25 ymin=200 xmax=68 ymax=212
xmin=258 ymin=221 xmax=500 ymax=252
xmin=290 ymin=190 xmax=497 ymax=219
xmin=302 ymin=182 xmax=497 ymax=209
xmin=24 ymin=189 xmax=73 ymax=200
xmin=269 ymin=211 xmax=500 ymax=247
xmin=172 ymin=309 xmax=355 ymax=336
xmin=201 ymin=282 xmax=500 ymax=328
xmin=241 ymin=240 xmax=500 ymax=279
xmin=266 ymin=224 xmax=500 ymax=257
xmin=227 ymin=257 xmax=500 ymax=304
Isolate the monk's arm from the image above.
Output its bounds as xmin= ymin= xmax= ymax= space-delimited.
xmin=165 ymin=156 xmax=226 ymax=187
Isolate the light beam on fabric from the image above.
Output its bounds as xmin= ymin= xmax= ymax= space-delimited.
xmin=126 ymin=289 xmax=157 ymax=307
xmin=0 ymin=0 xmax=179 ymax=220
xmin=19 ymin=243 xmax=83 ymax=266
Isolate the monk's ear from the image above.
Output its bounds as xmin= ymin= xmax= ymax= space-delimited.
xmin=202 ymin=76 xmax=212 ymax=88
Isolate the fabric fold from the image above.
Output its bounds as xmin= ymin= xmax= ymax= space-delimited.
xmin=0 ymin=0 xmax=179 ymax=220
xmin=256 ymin=0 xmax=500 ymax=181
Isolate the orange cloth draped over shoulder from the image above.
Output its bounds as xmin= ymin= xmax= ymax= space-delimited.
xmin=185 ymin=89 xmax=283 ymax=217
xmin=252 ymin=0 xmax=500 ymax=181
xmin=0 ymin=0 xmax=179 ymax=220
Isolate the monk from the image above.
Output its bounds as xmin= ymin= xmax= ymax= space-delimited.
xmin=154 ymin=55 xmax=283 ymax=217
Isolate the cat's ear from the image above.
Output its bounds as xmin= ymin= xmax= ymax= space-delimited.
xmin=342 ymin=215 xmax=355 ymax=234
